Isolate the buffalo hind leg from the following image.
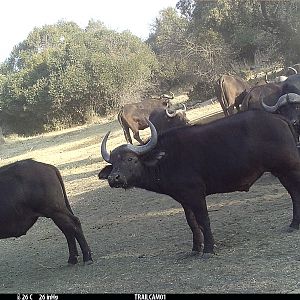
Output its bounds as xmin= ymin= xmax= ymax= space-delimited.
xmin=276 ymin=171 xmax=300 ymax=231
xmin=133 ymin=131 xmax=144 ymax=145
xmin=72 ymin=216 xmax=93 ymax=264
xmin=190 ymin=202 xmax=215 ymax=257
xmin=51 ymin=212 xmax=92 ymax=265
xmin=63 ymin=200 xmax=92 ymax=263
xmin=123 ymin=127 xmax=133 ymax=144
xmin=182 ymin=204 xmax=204 ymax=252
xmin=175 ymin=191 xmax=215 ymax=257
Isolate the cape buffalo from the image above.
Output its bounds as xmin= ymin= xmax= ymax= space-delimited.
xmin=262 ymin=93 xmax=300 ymax=139
xmin=215 ymin=74 xmax=250 ymax=116
xmin=99 ymin=111 xmax=300 ymax=257
xmin=239 ymin=82 xmax=284 ymax=111
xmin=149 ymin=104 xmax=190 ymax=134
xmin=239 ymin=71 xmax=300 ymax=112
xmin=0 ymin=159 xmax=92 ymax=265
xmin=281 ymin=74 xmax=300 ymax=95
xmin=118 ymin=93 xmax=174 ymax=144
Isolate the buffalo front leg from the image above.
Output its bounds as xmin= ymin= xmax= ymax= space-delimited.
xmin=182 ymin=204 xmax=204 ymax=252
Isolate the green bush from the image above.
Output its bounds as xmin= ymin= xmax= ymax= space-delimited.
xmin=0 ymin=21 xmax=158 ymax=135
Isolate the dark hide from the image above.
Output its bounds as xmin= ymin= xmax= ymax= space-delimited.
xmin=215 ymin=75 xmax=251 ymax=116
xmin=0 ymin=159 xmax=92 ymax=265
xmin=282 ymin=74 xmax=300 ymax=95
xmin=276 ymin=103 xmax=300 ymax=138
xmin=99 ymin=110 xmax=300 ymax=257
xmin=240 ymin=82 xmax=284 ymax=111
xmin=149 ymin=108 xmax=191 ymax=134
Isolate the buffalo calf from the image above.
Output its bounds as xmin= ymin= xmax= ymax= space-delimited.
xmin=0 ymin=159 xmax=92 ymax=265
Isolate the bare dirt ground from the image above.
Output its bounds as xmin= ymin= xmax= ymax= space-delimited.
xmin=1 ymin=100 xmax=300 ymax=294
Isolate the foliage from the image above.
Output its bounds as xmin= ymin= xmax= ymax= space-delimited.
xmin=149 ymin=0 xmax=300 ymax=100
xmin=0 ymin=21 xmax=157 ymax=135
xmin=147 ymin=4 xmax=234 ymax=96
xmin=1 ymin=1 xmax=300 ymax=135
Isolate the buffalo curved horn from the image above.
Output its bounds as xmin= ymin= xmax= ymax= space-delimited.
xmin=288 ymin=67 xmax=298 ymax=75
xmin=125 ymin=119 xmax=158 ymax=155
xmin=101 ymin=120 xmax=158 ymax=158
xmin=166 ymin=103 xmax=187 ymax=118
xmin=101 ymin=131 xmax=112 ymax=163
xmin=262 ymin=94 xmax=290 ymax=113
xmin=165 ymin=107 xmax=177 ymax=118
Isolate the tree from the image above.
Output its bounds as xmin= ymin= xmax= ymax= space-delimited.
xmin=0 ymin=21 xmax=158 ymax=135
xmin=177 ymin=0 xmax=300 ymax=65
xmin=148 ymin=5 xmax=234 ymax=98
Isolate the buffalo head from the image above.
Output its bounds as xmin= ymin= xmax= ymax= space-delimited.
xmin=262 ymin=93 xmax=300 ymax=134
xmin=99 ymin=120 xmax=165 ymax=189
xmin=148 ymin=104 xmax=189 ymax=133
xmin=165 ymin=103 xmax=187 ymax=118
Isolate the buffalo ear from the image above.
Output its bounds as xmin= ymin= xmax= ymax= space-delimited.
xmin=98 ymin=165 xmax=113 ymax=180
xmin=142 ymin=151 xmax=166 ymax=167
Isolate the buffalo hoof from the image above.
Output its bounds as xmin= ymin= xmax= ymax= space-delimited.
xmin=201 ymin=252 xmax=214 ymax=259
xmin=190 ymin=250 xmax=201 ymax=256
xmin=192 ymin=243 xmax=204 ymax=253
xmin=289 ymin=222 xmax=300 ymax=230
xmin=84 ymin=259 xmax=93 ymax=265
xmin=287 ymin=226 xmax=299 ymax=233
xmin=68 ymin=257 xmax=78 ymax=265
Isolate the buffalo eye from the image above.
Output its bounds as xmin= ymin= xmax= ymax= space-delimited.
xmin=128 ymin=157 xmax=133 ymax=162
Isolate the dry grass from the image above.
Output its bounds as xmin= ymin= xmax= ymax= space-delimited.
xmin=1 ymin=98 xmax=300 ymax=294
xmin=0 ymin=97 xmax=222 ymax=201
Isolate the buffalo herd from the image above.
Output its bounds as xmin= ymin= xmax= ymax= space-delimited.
xmin=2 ymin=65 xmax=300 ymax=266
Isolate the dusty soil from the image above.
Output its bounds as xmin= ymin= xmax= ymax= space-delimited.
xmin=1 ymin=101 xmax=300 ymax=294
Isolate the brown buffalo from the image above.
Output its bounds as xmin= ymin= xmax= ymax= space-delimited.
xmin=118 ymin=93 xmax=174 ymax=144
xmin=215 ymin=75 xmax=250 ymax=116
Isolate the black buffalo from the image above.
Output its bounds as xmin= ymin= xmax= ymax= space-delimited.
xmin=238 ymin=73 xmax=300 ymax=112
xmin=262 ymin=93 xmax=300 ymax=139
xmin=281 ymin=74 xmax=300 ymax=95
xmin=0 ymin=159 xmax=92 ymax=265
xmin=149 ymin=104 xmax=190 ymax=134
xmin=238 ymin=82 xmax=284 ymax=111
xmin=98 ymin=111 xmax=300 ymax=257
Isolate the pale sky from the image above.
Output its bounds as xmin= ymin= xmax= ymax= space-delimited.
xmin=0 ymin=0 xmax=179 ymax=63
